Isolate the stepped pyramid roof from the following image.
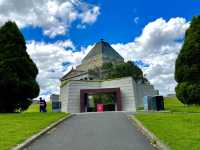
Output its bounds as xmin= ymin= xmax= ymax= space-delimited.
xmin=82 ymin=39 xmax=124 ymax=63
xmin=61 ymin=39 xmax=124 ymax=81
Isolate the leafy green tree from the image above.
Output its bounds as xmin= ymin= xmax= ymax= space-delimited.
xmin=102 ymin=61 xmax=143 ymax=81
xmin=175 ymin=16 xmax=200 ymax=105
xmin=0 ymin=21 xmax=40 ymax=112
xmin=93 ymin=93 xmax=115 ymax=105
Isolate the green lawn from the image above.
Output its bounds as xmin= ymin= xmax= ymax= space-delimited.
xmin=0 ymin=103 xmax=68 ymax=150
xmin=135 ymin=97 xmax=200 ymax=150
xmin=25 ymin=102 xmax=52 ymax=112
xmin=165 ymin=96 xmax=200 ymax=113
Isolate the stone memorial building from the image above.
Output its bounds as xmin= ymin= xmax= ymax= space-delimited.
xmin=60 ymin=39 xmax=158 ymax=113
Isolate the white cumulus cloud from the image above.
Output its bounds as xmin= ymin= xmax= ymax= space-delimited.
xmin=0 ymin=0 xmax=100 ymax=37
xmin=26 ymin=40 xmax=90 ymax=97
xmin=112 ymin=17 xmax=190 ymax=95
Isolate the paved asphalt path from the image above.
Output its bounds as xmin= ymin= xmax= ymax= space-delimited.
xmin=25 ymin=112 xmax=155 ymax=150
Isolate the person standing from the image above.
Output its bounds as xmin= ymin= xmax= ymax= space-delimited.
xmin=39 ymin=97 xmax=46 ymax=112
xmin=44 ymin=99 xmax=47 ymax=112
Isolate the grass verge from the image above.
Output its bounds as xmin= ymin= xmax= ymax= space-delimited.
xmin=135 ymin=97 xmax=200 ymax=150
xmin=0 ymin=104 xmax=68 ymax=150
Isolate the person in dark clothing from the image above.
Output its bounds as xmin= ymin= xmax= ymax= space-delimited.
xmin=39 ymin=97 xmax=47 ymax=112
xmin=44 ymin=100 xmax=47 ymax=112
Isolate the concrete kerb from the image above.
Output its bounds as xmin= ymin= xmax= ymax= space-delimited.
xmin=12 ymin=114 xmax=75 ymax=150
xmin=129 ymin=115 xmax=170 ymax=150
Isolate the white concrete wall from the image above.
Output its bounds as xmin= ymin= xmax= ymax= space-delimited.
xmin=60 ymin=83 xmax=69 ymax=113
xmin=101 ymin=77 xmax=136 ymax=112
xmin=60 ymin=77 xmax=158 ymax=113
xmin=61 ymin=81 xmax=101 ymax=113
xmin=134 ymin=82 xmax=143 ymax=107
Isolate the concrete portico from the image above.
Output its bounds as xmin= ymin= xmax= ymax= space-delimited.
xmin=60 ymin=77 xmax=157 ymax=113
xmin=80 ymin=88 xmax=122 ymax=112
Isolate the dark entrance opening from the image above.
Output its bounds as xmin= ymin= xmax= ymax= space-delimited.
xmin=86 ymin=93 xmax=116 ymax=112
xmin=80 ymin=88 xmax=122 ymax=112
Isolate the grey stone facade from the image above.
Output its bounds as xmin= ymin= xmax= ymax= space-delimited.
xmin=60 ymin=77 xmax=158 ymax=113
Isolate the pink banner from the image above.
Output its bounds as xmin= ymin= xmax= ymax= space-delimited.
xmin=97 ymin=104 xmax=104 ymax=112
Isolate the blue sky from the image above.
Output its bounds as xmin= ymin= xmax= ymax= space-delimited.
xmin=21 ymin=0 xmax=199 ymax=48
xmin=0 ymin=0 xmax=199 ymax=97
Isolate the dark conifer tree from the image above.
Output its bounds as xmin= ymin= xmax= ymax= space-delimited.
xmin=175 ymin=16 xmax=200 ymax=104
xmin=0 ymin=21 xmax=39 ymax=112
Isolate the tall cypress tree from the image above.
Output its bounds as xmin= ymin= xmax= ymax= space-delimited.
xmin=0 ymin=21 xmax=39 ymax=112
xmin=175 ymin=16 xmax=200 ymax=104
